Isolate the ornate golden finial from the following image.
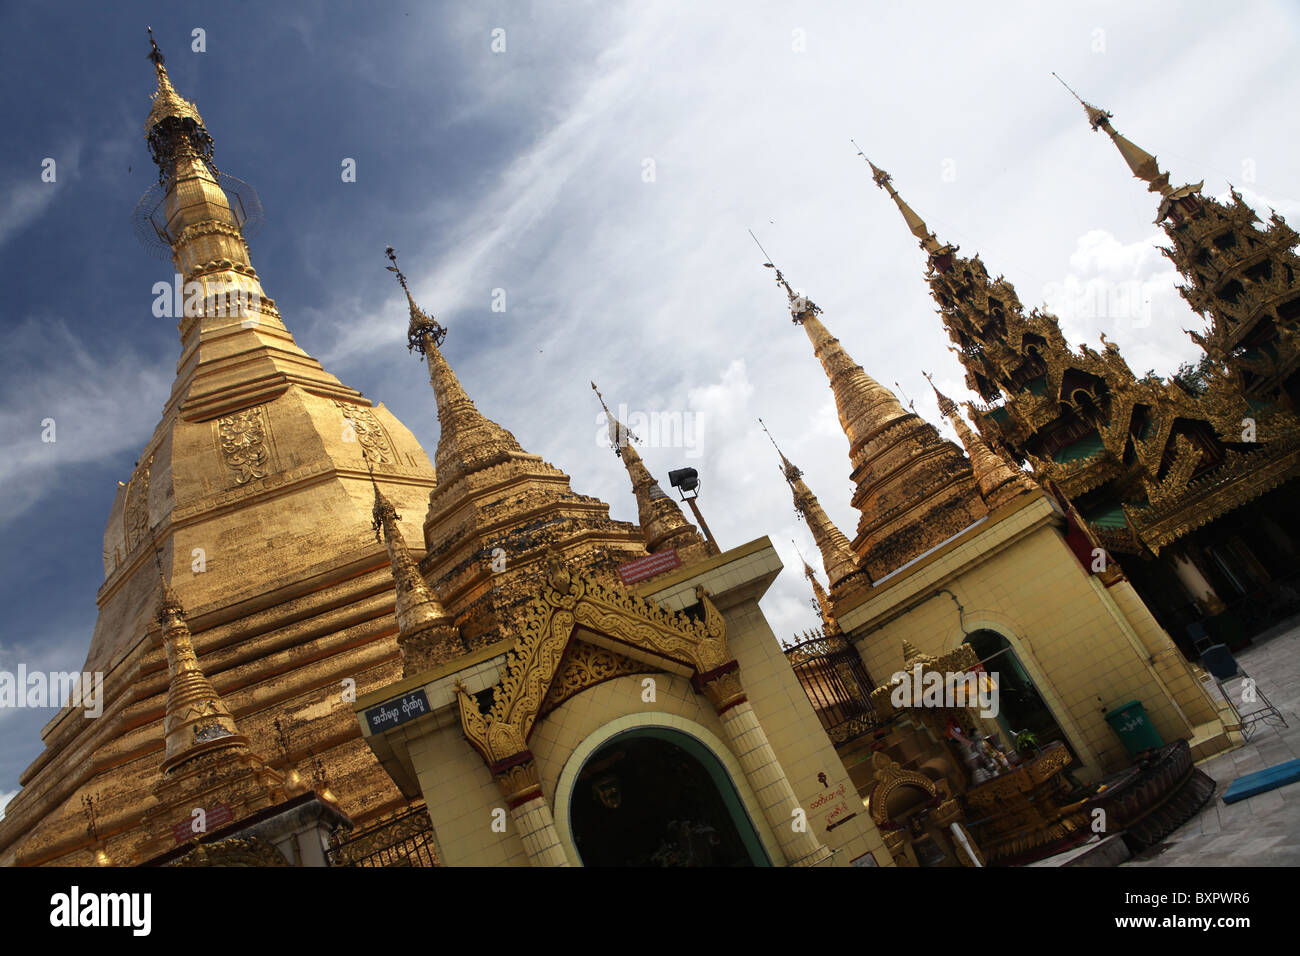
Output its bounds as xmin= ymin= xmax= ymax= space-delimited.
xmin=761 ymin=421 xmax=867 ymax=592
xmin=1052 ymin=74 xmax=1176 ymax=200
xmin=591 ymin=381 xmax=639 ymax=455
xmin=923 ymin=371 xmax=959 ymax=419
xmin=853 ymin=144 xmax=948 ymax=256
xmin=146 ymin=26 xmax=164 ymax=67
xmin=143 ymin=27 xmax=207 ymax=151
xmin=749 ymin=230 xmax=820 ymax=324
xmin=385 ymin=246 xmax=446 ymax=353
xmin=1051 ymin=73 xmax=1113 ymax=131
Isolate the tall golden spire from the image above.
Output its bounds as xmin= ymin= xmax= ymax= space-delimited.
xmin=760 ymin=420 xmax=870 ymax=595
xmin=591 ymin=383 xmax=711 ymax=562
xmin=852 ymin=142 xmax=949 ymax=256
xmin=153 ymin=568 xmax=251 ymax=774
xmin=1053 ymin=74 xmax=1189 ymax=205
xmin=369 ymin=471 xmax=465 ymax=675
xmin=139 ymin=30 xmax=367 ymax=417
xmin=924 ymin=373 xmax=1037 ymax=510
xmin=757 ymin=253 xmax=911 ymax=460
xmin=386 ymin=247 xmax=525 ymax=490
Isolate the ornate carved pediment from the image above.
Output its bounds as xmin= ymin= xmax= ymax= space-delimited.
xmin=539 ymin=638 xmax=656 ymax=718
xmin=454 ymin=551 xmax=728 ymax=767
xmin=866 ymin=752 xmax=939 ymax=827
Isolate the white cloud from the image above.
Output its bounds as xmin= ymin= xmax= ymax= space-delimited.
xmin=0 ymin=318 xmax=169 ymax=524
xmin=0 ymin=789 xmax=16 ymax=821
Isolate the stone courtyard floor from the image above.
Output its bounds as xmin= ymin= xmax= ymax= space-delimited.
xmin=1124 ymin=617 xmax=1300 ymax=867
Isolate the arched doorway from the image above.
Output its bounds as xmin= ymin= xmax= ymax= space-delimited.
xmin=963 ymin=629 xmax=1078 ymax=763
xmin=568 ymin=728 xmax=771 ymax=866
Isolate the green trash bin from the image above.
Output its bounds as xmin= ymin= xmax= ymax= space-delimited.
xmin=1105 ymin=700 xmax=1164 ymax=756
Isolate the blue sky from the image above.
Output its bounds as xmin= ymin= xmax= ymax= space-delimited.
xmin=2 ymin=1 xmax=1298 ymax=812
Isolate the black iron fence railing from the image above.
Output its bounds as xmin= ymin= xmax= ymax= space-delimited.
xmin=327 ymin=806 xmax=438 ymax=868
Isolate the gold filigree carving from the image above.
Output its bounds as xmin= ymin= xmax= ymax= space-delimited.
xmin=495 ymin=759 xmax=542 ymax=804
xmin=123 ymin=454 xmax=153 ymax=551
xmin=455 ymin=554 xmax=729 ymax=767
xmin=216 ymin=406 xmax=269 ymax=484
xmin=539 ymin=638 xmax=655 ymax=718
xmin=336 ymin=401 xmax=394 ymax=464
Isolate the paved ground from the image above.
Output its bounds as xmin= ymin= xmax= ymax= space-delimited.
xmin=1124 ymin=618 xmax=1300 ymax=867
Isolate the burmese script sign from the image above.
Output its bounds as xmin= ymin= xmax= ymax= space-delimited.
xmin=616 ymin=549 xmax=682 ymax=585
xmin=810 ymin=781 xmax=856 ymax=831
xmin=364 ymin=688 xmax=431 ymax=735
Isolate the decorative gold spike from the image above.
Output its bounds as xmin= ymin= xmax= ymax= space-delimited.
xmin=924 ymin=372 xmax=1037 ymax=510
xmin=852 ymin=144 xmax=948 ymax=256
xmin=591 ymin=382 xmax=709 ymax=562
xmin=1052 ymin=74 xmax=1175 ymax=199
xmin=760 ymin=419 xmax=870 ymax=594
xmin=369 ymin=475 xmax=464 ymax=675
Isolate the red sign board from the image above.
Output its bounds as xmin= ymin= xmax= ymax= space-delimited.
xmin=172 ymin=802 xmax=233 ymax=843
xmin=616 ymin=549 xmax=682 ymax=585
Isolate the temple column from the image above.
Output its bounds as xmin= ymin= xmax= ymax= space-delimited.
xmin=1171 ymin=549 xmax=1227 ymax=616
xmin=1100 ymin=577 xmax=1220 ymax=725
xmin=698 ymin=662 xmax=833 ymax=867
xmin=495 ymin=753 xmax=569 ymax=867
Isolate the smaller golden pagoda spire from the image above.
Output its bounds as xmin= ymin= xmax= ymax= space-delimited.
xmin=1053 ymin=74 xmax=1182 ymax=200
xmin=153 ymin=564 xmax=251 ymax=774
xmin=591 ymin=383 xmax=711 ymax=562
xmin=368 ymin=466 xmax=465 ymax=674
xmin=385 ymin=247 xmax=525 ymax=489
xmin=760 ymin=419 xmax=870 ymax=595
xmin=795 ymin=540 xmax=841 ymax=635
xmin=751 ymin=238 xmax=911 ymax=459
xmin=924 ymin=373 xmax=1037 ymax=510
xmin=852 ymin=141 xmax=949 ymax=256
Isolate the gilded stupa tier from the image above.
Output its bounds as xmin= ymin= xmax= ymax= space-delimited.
xmin=766 ymin=267 xmax=986 ymax=579
xmin=0 ymin=38 xmax=440 ymax=866
xmin=591 ymin=382 xmax=712 ymax=564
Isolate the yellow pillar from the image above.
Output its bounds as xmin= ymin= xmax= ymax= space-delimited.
xmin=496 ymin=755 xmax=569 ymax=867
xmin=699 ymin=663 xmax=833 ymax=867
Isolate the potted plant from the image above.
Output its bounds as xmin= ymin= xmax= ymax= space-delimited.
xmin=1013 ymin=729 xmax=1040 ymax=760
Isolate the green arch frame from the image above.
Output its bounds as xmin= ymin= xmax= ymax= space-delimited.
xmin=568 ymin=726 xmax=772 ymax=867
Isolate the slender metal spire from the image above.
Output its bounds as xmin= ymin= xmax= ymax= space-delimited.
xmin=852 ymin=142 xmax=947 ymax=255
xmin=1052 ymin=73 xmax=1177 ymax=200
xmin=760 ymin=419 xmax=867 ymax=591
